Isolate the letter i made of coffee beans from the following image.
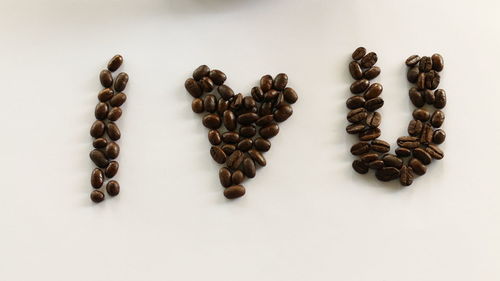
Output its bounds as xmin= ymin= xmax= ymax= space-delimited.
xmin=90 ymin=55 xmax=127 ymax=203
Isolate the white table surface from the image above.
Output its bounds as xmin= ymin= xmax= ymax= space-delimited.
xmin=1 ymin=0 xmax=499 ymax=280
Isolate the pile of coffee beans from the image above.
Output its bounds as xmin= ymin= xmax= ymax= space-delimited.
xmin=89 ymin=55 xmax=128 ymax=203
xmin=185 ymin=65 xmax=298 ymax=199
xmin=347 ymin=47 xmax=446 ymax=186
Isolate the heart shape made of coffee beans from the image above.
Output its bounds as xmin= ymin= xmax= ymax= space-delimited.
xmin=184 ymin=65 xmax=298 ymax=199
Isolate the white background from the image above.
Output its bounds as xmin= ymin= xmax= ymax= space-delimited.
xmin=0 ymin=0 xmax=499 ymax=280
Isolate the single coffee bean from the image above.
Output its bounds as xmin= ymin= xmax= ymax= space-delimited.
xmin=260 ymin=75 xmax=273 ymax=93
xmin=251 ymin=86 xmax=264 ymax=102
xmin=218 ymin=85 xmax=235 ymax=101
xmin=366 ymin=112 xmax=381 ymax=128
xmin=219 ymin=167 xmax=232 ymax=187
xmin=274 ymin=105 xmax=293 ymax=122
xmin=431 ymin=54 xmax=444 ymax=71
xmin=95 ymin=102 xmax=109 ymax=120
xmin=185 ymin=78 xmax=202 ymax=98
xmin=240 ymin=125 xmax=256 ymax=138
xmin=256 ymin=115 xmax=274 ymax=127
xmin=368 ymin=159 xmax=384 ymax=170
xmin=90 ymin=190 xmax=105 ymax=203
xmin=221 ymin=110 xmax=236 ymax=131
xmin=364 ymin=97 xmax=384 ymax=111
xmin=407 ymin=67 xmax=420 ymax=83
xmin=224 ymin=185 xmax=246 ymax=199
xmin=192 ymin=98 xmax=204 ymax=113
xmin=412 ymin=108 xmax=430 ymax=121
xmin=413 ymin=148 xmax=432 ymax=165
xmin=408 ymin=119 xmax=423 ymax=136
xmin=222 ymin=144 xmax=236 ymax=156
xmin=98 ymin=88 xmax=114 ymax=102
xmin=238 ymin=112 xmax=259 ymax=125
xmin=91 ymin=168 xmax=104 ymax=188
xmin=106 ymin=180 xmax=120 ymax=196
xmin=254 ymin=138 xmax=271 ymax=152
xmin=351 ymin=142 xmax=371 ymax=155
xmin=409 ymin=158 xmax=426 ymax=175
xmin=259 ymin=124 xmax=279 ymax=139
xmin=346 ymin=123 xmax=366 ymax=134
xmin=431 ymin=110 xmax=445 ymax=128
xmin=99 ymin=69 xmax=113 ymax=88
xmin=360 ymin=52 xmax=378 ymax=68
xmin=371 ymin=139 xmax=390 ymax=153
xmin=107 ymin=107 xmax=122 ymax=121
xmin=397 ymin=136 xmax=420 ymax=149
xmin=209 ymin=70 xmax=226 ymax=85
xmin=227 ymin=150 xmax=244 ymax=170
xmin=347 ymin=108 xmax=368 ymax=123
xmin=426 ymin=144 xmax=444 ymax=159
xmin=283 ymin=87 xmax=298 ymax=104
xmin=350 ymin=79 xmax=370 ymax=94
xmin=423 ymin=90 xmax=435 ymax=105
xmin=107 ymin=122 xmax=121 ymax=141
xmin=263 ymin=89 xmax=279 ymax=101
xmin=208 ymin=130 xmax=222 ymax=145
xmin=105 ymin=142 xmax=120 ymax=159
xmin=425 ymin=70 xmax=440 ymax=90
xmin=274 ymin=92 xmax=286 ymax=108
xmin=405 ymin=55 xmax=421 ymax=66
xmin=107 ymin=55 xmax=123 ymax=72
xmin=433 ymin=129 xmax=446 ymax=144
xmin=90 ymin=149 xmax=109 ymax=168
xmin=231 ymin=171 xmax=245 ymax=185
xmin=416 ymin=72 xmax=426 ymax=90
xmin=274 ymin=73 xmax=288 ymax=90
xmin=217 ymin=99 xmax=230 ymax=115
xmin=243 ymin=96 xmax=256 ymax=109
xmin=383 ymin=154 xmax=403 ymax=169
xmin=399 ymin=165 xmax=414 ymax=186
xmin=237 ymin=138 xmax=253 ymax=152
xmin=352 ymin=159 xmax=369 ymax=174
xmin=242 ymin=157 xmax=256 ymax=178
xmin=352 ymin=47 xmax=366 ymax=60
xmin=203 ymin=95 xmax=217 ymax=113
xmin=434 ymin=89 xmax=447 ymax=109
xmin=409 ymin=87 xmax=425 ymax=107
xmin=202 ymin=114 xmax=221 ymax=129
xmin=359 ymin=128 xmax=381 ymax=141
xmin=395 ymin=147 xmax=412 ymax=157
xmin=90 ymin=120 xmax=106 ymax=138
xmin=375 ymin=167 xmax=400 ymax=181
xmin=200 ymin=77 xmax=214 ymax=92
xmin=346 ymin=96 xmax=366 ymax=109
xmin=248 ymin=149 xmax=266 ymax=166
xmin=364 ymin=83 xmax=383 ymax=100
xmin=210 ymin=146 xmax=227 ymax=164
xmin=349 ymin=61 xmax=363 ymax=79
xmin=419 ymin=56 xmax=433 ymax=72
xmin=109 ymin=93 xmax=127 ymax=107
xmin=114 ymin=72 xmax=129 ymax=92
xmin=363 ymin=66 xmax=381 ymax=80
xmin=93 ymin=138 xmax=108 ymax=148
xmin=222 ymin=132 xmax=240 ymax=144
xmin=361 ymin=153 xmax=379 ymax=163
xmin=258 ymin=102 xmax=273 ymax=116
xmin=193 ymin=65 xmax=210 ymax=81
xmin=105 ymin=161 xmax=119 ymax=178
xmin=231 ymin=93 xmax=243 ymax=110
xmin=420 ymin=124 xmax=433 ymax=144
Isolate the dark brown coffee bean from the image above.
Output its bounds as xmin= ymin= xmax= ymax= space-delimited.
xmin=114 ymin=72 xmax=128 ymax=92
xmin=409 ymin=158 xmax=426 ymax=175
xmin=231 ymin=171 xmax=244 ymax=185
xmin=210 ymin=146 xmax=227 ymax=164
xmin=219 ymin=167 xmax=232 ymax=187
xmin=95 ymin=102 xmax=109 ymax=120
xmin=352 ymin=159 xmax=369 ymax=174
xmin=222 ymin=144 xmax=236 ymax=156
xmin=273 ymin=91 xmax=285 ymax=108
xmin=420 ymin=124 xmax=433 ymax=144
xmin=413 ymin=109 xmax=430 ymax=121
xmin=239 ymin=125 xmax=256 ymax=138
xmin=397 ymin=136 xmax=420 ymax=149
xmin=259 ymin=124 xmax=279 ymax=139
xmin=408 ymin=119 xmax=423 ymax=136
xmin=273 ymin=73 xmax=288 ymax=90
xmin=200 ymin=77 xmax=214 ymax=92
xmin=274 ymin=105 xmax=293 ymax=122
xmin=366 ymin=112 xmax=381 ymax=128
xmin=202 ymin=114 xmax=221 ymax=129
xmin=405 ymin=55 xmax=421 ymax=66
xmin=347 ymin=108 xmax=368 ymax=123
xmin=243 ymin=96 xmax=256 ymax=109
xmin=360 ymin=52 xmax=378 ymax=68
xmin=93 ymin=138 xmax=108 ymax=148
xmin=260 ymin=75 xmax=273 ymax=93
xmin=350 ymin=79 xmax=370 ymax=94
xmin=419 ymin=56 xmax=433 ymax=72
xmin=423 ymin=90 xmax=435 ymax=105
xmin=375 ymin=167 xmax=400 ymax=181
xmin=363 ymin=66 xmax=381 ymax=80
xmin=251 ymin=86 xmax=264 ymax=102
xmin=238 ymin=112 xmax=259 ymax=125
xmin=359 ymin=128 xmax=381 ymax=141
xmin=227 ymin=150 xmax=244 ymax=170
xmin=242 ymin=157 xmax=256 ymax=178
xmin=98 ymin=88 xmax=114 ymax=102
xmin=209 ymin=70 xmax=226 ymax=85
xmin=368 ymin=159 xmax=384 ymax=170
xmin=399 ymin=165 xmax=414 ymax=186
xmin=99 ymin=69 xmax=113 ymax=88
xmin=409 ymin=87 xmax=424 ymax=107
xmin=426 ymin=144 xmax=444 ymax=159
xmin=248 ymin=149 xmax=266 ymax=166
xmin=256 ymin=115 xmax=274 ymax=127
xmin=416 ymin=72 xmax=426 ymax=90
xmin=383 ymin=154 xmax=403 ymax=169
xmin=192 ymin=98 xmax=204 ymax=113
xmin=107 ymin=107 xmax=122 ymax=121
xmin=352 ymin=47 xmax=366 ymax=60
xmin=237 ymin=139 xmax=253 ymax=152
xmin=90 ymin=190 xmax=105 ymax=203
xmin=346 ymin=123 xmax=366 ymax=134
xmin=217 ymin=99 xmax=230 ymax=115
xmin=365 ymin=97 xmax=384 ymax=111
xmin=231 ymin=93 xmax=243 ymax=110
xmin=407 ymin=67 xmax=420 ymax=83
xmin=351 ymin=142 xmax=371 ymax=155
xmin=193 ymin=65 xmax=210 ymax=81
xmin=107 ymin=55 xmax=123 ymax=72
xmin=371 ymin=139 xmax=390 ymax=153
xmin=90 ymin=149 xmax=109 ymax=168
xmin=434 ymin=89 xmax=447 ymax=109
xmin=90 ymin=120 xmax=106 ymax=138
xmin=109 ymin=93 xmax=127 ymax=107
xmin=258 ymin=102 xmax=273 ymax=116
xmin=349 ymin=61 xmax=363 ymax=79
xmin=431 ymin=54 xmax=444 ymax=71
xmin=208 ymin=130 xmax=222 ymax=145
xmin=215 ymin=85 xmax=233 ymax=101
xmin=91 ymin=168 xmax=104 ymax=188
xmin=254 ymin=138 xmax=271 ymax=152
xmin=395 ymin=147 xmax=411 ymax=157
xmin=107 ymin=122 xmax=121 ymax=141
xmin=105 ymin=161 xmax=119 ymax=178
xmin=222 ymin=132 xmax=240 ymax=144
xmin=185 ymin=78 xmax=202 ymax=98
xmin=105 ymin=142 xmax=120 ymax=159
xmin=281 ymin=88 xmax=297 ymax=105
xmin=221 ymin=110 xmax=235 ymax=131
xmin=425 ymin=70 xmax=440 ymax=90
xmin=224 ymin=185 xmax=245 ymax=199
xmin=346 ymin=96 xmax=365 ymax=109
xmin=413 ymin=148 xmax=432 ymax=165
xmin=431 ymin=110 xmax=445 ymax=128
xmin=363 ymin=83 xmax=383 ymax=100
xmin=433 ymin=129 xmax=446 ymax=144
xmin=106 ymin=180 xmax=120 ymax=196
xmin=263 ymin=89 xmax=279 ymax=101
xmin=361 ymin=153 xmax=379 ymax=163
xmin=203 ymin=95 xmax=217 ymax=113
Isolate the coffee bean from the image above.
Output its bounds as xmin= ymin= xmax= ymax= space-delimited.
xmin=259 ymin=102 xmax=273 ymax=116
xmin=350 ymin=79 xmax=370 ymax=94
xmin=98 ymin=88 xmax=114 ymax=102
xmin=107 ymin=107 xmax=122 ymax=121
xmin=365 ymin=97 xmax=384 ymax=111
xmin=426 ymin=144 xmax=444 ymax=159
xmin=420 ymin=124 xmax=433 ymax=144
xmin=346 ymin=123 xmax=366 ymax=134
xmin=208 ymin=130 xmax=222 ymax=145
xmin=107 ymin=55 xmax=123 ymax=72
xmin=248 ymin=149 xmax=266 ymax=166
xmin=231 ymin=171 xmax=245 ymax=184
xmin=90 ymin=190 xmax=105 ymax=203
xmin=263 ymin=89 xmax=279 ymax=102
xmin=375 ymin=167 xmax=400 ymax=181
xmin=383 ymin=154 xmax=403 ymax=169
xmin=203 ymin=95 xmax=217 ymax=113
xmin=105 ymin=142 xmax=120 ymax=159
xmin=431 ymin=110 xmax=445 ymax=128
xmin=231 ymin=93 xmax=243 ymax=110
xmin=90 ymin=149 xmax=109 ymax=168
xmin=363 ymin=66 xmax=381 ymax=80
xmin=360 ymin=52 xmax=378 ymax=68
xmin=105 ymin=161 xmax=119 ymax=178
xmin=109 ymin=93 xmax=127 ymax=107
xmin=220 ymin=110 xmax=235 ymax=131
xmin=251 ymin=86 xmax=264 ymax=102
xmin=90 ymin=120 xmax=106 ymax=138
xmin=413 ymin=147 xmax=432 ymax=165
xmin=107 ymin=122 xmax=121 ymax=141
xmin=423 ymin=90 xmax=435 ymax=105
xmin=352 ymin=47 xmax=366 ymax=60
xmin=349 ymin=61 xmax=363 ymax=79
xmin=346 ymin=96 xmax=366 ymax=109
xmin=99 ymin=69 xmax=113 ymax=88
xmin=395 ymin=147 xmax=412 ymax=157
xmin=352 ymin=159 xmax=369 ymax=174
xmin=93 ymin=138 xmax=108 ymax=148
xmin=409 ymin=158 xmax=426 ymax=175
xmin=185 ymin=78 xmax=202 ymax=98
xmin=243 ymin=96 xmax=256 ymax=109
xmin=222 ymin=144 xmax=236 ymax=156
xmin=416 ymin=72 xmax=426 ymax=90
xmin=424 ymin=70 xmax=440 ymax=90
xmin=256 ymin=115 xmax=274 ymax=127
xmin=219 ymin=167 xmax=232 ymax=187
xmin=242 ymin=157 xmax=256 ymax=178
xmin=366 ymin=112 xmax=381 ymax=127
xmin=359 ymin=128 xmax=381 ymax=141
xmin=409 ymin=87 xmax=425 ymax=107
xmin=433 ymin=129 xmax=446 ymax=144
xmin=237 ymin=139 xmax=253 ymax=152
xmin=273 ymin=73 xmax=288 ymax=90
xmin=192 ymin=98 xmax=204 ymax=113
xmin=368 ymin=159 xmax=384 ymax=170
xmin=431 ymin=54 xmax=444 ymax=71
xmin=210 ymin=146 xmax=227 ymax=164
xmin=224 ymin=185 xmax=245 ymax=199
xmin=412 ymin=108 xmax=430 ymax=121
xmin=222 ymin=132 xmax=240 ymax=144
xmin=202 ymin=114 xmax=221 ymax=129
xmin=239 ymin=125 xmax=256 ymax=138
xmin=254 ymin=138 xmax=271 ymax=152
xmin=200 ymin=77 xmax=214 ymax=92
xmin=259 ymin=124 xmax=279 ymax=139
xmin=407 ymin=67 xmax=420 ymax=83
xmin=434 ymin=89 xmax=447 ymax=109
xmin=397 ymin=136 xmax=420 ymax=149
xmin=193 ymin=65 xmax=210 ymax=81
xmin=91 ymin=168 xmax=104 ymax=188
xmin=227 ymin=150 xmax=244 ymax=170
xmin=371 ymin=139 xmax=390 ymax=153
xmin=363 ymin=83 xmax=383 ymax=100
xmin=361 ymin=153 xmax=379 ymax=163
xmin=217 ymin=99 xmax=230 ymax=115
xmin=399 ymin=165 xmax=414 ymax=186
xmin=274 ymin=105 xmax=293 ymax=122
xmin=106 ymin=180 xmax=120 ymax=196
xmin=408 ymin=119 xmax=423 ymax=136
xmin=95 ymin=102 xmax=109 ymax=120
xmin=209 ymin=70 xmax=226 ymax=85
xmin=347 ymin=108 xmax=368 ymax=123
xmin=419 ymin=56 xmax=433 ymax=72
xmin=283 ymin=87 xmax=298 ymax=104
xmin=260 ymin=75 xmax=273 ymax=93
xmin=351 ymin=142 xmax=371 ymax=155
xmin=238 ymin=112 xmax=259 ymax=125
xmin=114 ymin=72 xmax=128 ymax=92
xmin=405 ymin=55 xmax=421 ymax=66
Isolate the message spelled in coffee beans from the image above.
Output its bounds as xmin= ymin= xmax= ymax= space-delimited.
xmin=90 ymin=55 xmax=128 ymax=203
xmin=347 ymin=47 xmax=446 ymax=186
xmin=185 ymin=65 xmax=298 ymax=199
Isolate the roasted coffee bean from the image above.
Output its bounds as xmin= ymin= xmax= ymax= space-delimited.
xmin=90 ymin=149 xmax=109 ymax=168
xmin=105 ymin=161 xmax=119 ymax=178
xmin=109 ymin=93 xmax=127 ymax=107
xmin=409 ymin=87 xmax=425 ymax=107
xmin=106 ymin=107 xmax=122 ymax=122
xmin=383 ymin=154 xmax=403 ymax=169
xmin=426 ymin=144 xmax=444 ymax=159
xmin=375 ymin=167 xmax=400 ymax=181
xmin=259 ymin=102 xmax=273 ymax=116
xmin=408 ymin=119 xmax=423 ymax=136
xmin=364 ymin=83 xmax=383 ymax=100
xmin=346 ymin=96 xmax=366 ymax=109
xmin=185 ymin=78 xmax=202 ymax=98
xmin=361 ymin=153 xmax=379 ymax=163
xmin=221 ymin=144 xmax=236 ymax=156
xmin=243 ymin=96 xmax=256 ymax=110
xmin=219 ymin=167 xmax=232 ymax=187
xmin=105 ymin=142 xmax=120 ymax=159
xmin=217 ymin=99 xmax=230 ymax=115
xmin=350 ymin=142 xmax=371 ymax=155
xmin=371 ymin=139 xmax=390 ymax=153
xmin=90 ymin=120 xmax=106 ymax=138
xmin=114 ymin=72 xmax=128 ymax=92
xmin=423 ymin=90 xmax=435 ymax=105
xmin=352 ymin=47 xmax=366 ymax=60
xmin=399 ymin=165 xmax=414 ymax=186
xmin=251 ymin=86 xmax=264 ymax=102
xmin=365 ymin=97 xmax=384 ymax=111
xmin=431 ymin=110 xmax=445 ymax=128
xmin=409 ymin=158 xmax=426 ymax=175
xmin=425 ymin=70 xmax=440 ymax=90
xmin=192 ymin=98 xmax=204 ymax=113
xmin=231 ymin=171 xmax=244 ymax=184
xmin=202 ymin=114 xmax=221 ymax=129
xmin=98 ymin=88 xmax=114 ymax=102
xmin=224 ymin=185 xmax=245 ymax=199
xmin=395 ymin=147 xmax=412 ymax=157
xmin=347 ymin=108 xmax=368 ymax=123
xmin=208 ymin=130 xmax=222 ymax=145
xmin=273 ymin=92 xmax=285 ymax=108
xmin=95 ymin=102 xmax=109 ymax=120
xmin=420 ymin=124 xmax=433 ymax=144
xmin=416 ymin=72 xmax=426 ymax=90
xmin=238 ymin=112 xmax=259 ymax=125
xmin=274 ymin=105 xmax=293 ymax=122
xmin=193 ymin=65 xmax=210 ymax=81
xmin=259 ymin=124 xmax=279 ymax=139
xmin=360 ymin=52 xmax=378 ymax=68
xmin=209 ymin=70 xmax=226 ymax=85
xmin=106 ymin=180 xmax=120 ymax=196
xmin=352 ymin=159 xmax=369 ymax=174
xmin=273 ymin=73 xmax=288 ymax=90
xmin=99 ymin=69 xmax=113 ymax=88
xmin=397 ymin=136 xmax=420 ymax=149
xmin=346 ymin=123 xmax=366 ymax=134
xmin=350 ymin=79 xmax=370 ymax=94
xmin=222 ymin=132 xmax=240 ymax=144
xmin=434 ymin=89 xmax=447 ymax=109
xmin=366 ymin=112 xmax=381 ymax=128
xmin=93 ymin=138 xmax=108 ymax=148
xmin=90 ymin=190 xmax=105 ymax=203
xmin=413 ymin=108 xmax=430 ymax=121
xmin=227 ymin=150 xmax=244 ymax=170
xmin=256 ymin=115 xmax=274 ymax=127
xmin=216 ymin=85 xmax=234 ymax=101
xmin=242 ymin=157 xmax=256 ymax=178
xmin=368 ymin=159 xmax=384 ymax=170
xmin=239 ymin=125 xmax=256 ymax=138
xmin=91 ymin=168 xmax=104 ymax=188
xmin=359 ymin=128 xmax=381 ymax=141
xmin=363 ymin=66 xmax=381 ymax=80
xmin=221 ymin=110 xmax=236 ymax=131
xmin=200 ymin=77 xmax=215 ymax=92
xmin=260 ymin=75 xmax=273 ymax=93
xmin=107 ymin=122 xmax=121 ymax=141
xmin=210 ymin=146 xmax=227 ymax=164
xmin=419 ymin=56 xmax=433 ymax=72
xmin=231 ymin=93 xmax=243 ymax=110
xmin=282 ymin=87 xmax=298 ymax=104
xmin=203 ymin=95 xmax=217 ymax=113
xmin=237 ymin=138 xmax=253 ymax=152
xmin=433 ymin=129 xmax=446 ymax=144
xmin=413 ymin=148 xmax=432 ymax=165
xmin=407 ymin=67 xmax=420 ymax=83
xmin=431 ymin=54 xmax=444 ymax=71
xmin=248 ymin=149 xmax=266 ymax=166
xmin=107 ymin=55 xmax=123 ymax=72
xmin=349 ymin=61 xmax=363 ymax=79
xmin=405 ymin=55 xmax=421 ymax=66
xmin=263 ymin=89 xmax=279 ymax=101
xmin=254 ymin=138 xmax=271 ymax=152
